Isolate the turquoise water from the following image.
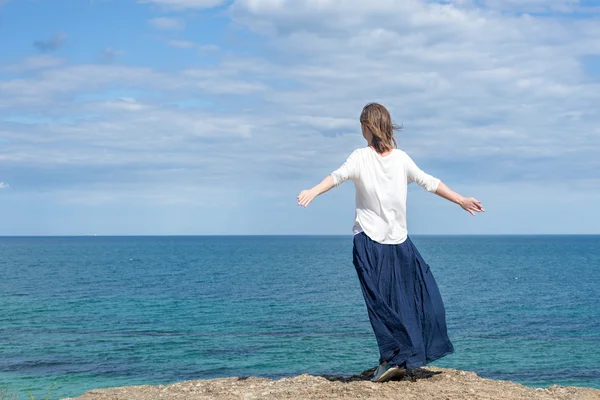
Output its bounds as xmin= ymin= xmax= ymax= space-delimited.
xmin=1 ymin=235 xmax=599 ymax=399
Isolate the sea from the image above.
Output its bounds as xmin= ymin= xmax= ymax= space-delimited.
xmin=1 ymin=235 xmax=599 ymax=399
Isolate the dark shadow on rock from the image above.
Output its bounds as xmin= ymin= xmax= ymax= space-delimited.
xmin=319 ymin=367 xmax=442 ymax=383
xmin=233 ymin=367 xmax=443 ymax=383
xmin=406 ymin=368 xmax=442 ymax=381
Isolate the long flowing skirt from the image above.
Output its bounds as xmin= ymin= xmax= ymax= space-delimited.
xmin=352 ymin=231 xmax=455 ymax=368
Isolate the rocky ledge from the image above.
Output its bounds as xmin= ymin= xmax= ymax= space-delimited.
xmin=64 ymin=366 xmax=600 ymax=400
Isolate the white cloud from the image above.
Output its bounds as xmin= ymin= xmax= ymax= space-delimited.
xmin=167 ymin=40 xmax=219 ymax=52
xmin=197 ymin=44 xmax=220 ymax=52
xmin=167 ymin=40 xmax=196 ymax=48
xmin=0 ymin=54 xmax=64 ymax=72
xmin=0 ymin=63 xmax=270 ymax=113
xmin=0 ymin=182 xmax=9 ymax=189
xmin=100 ymin=47 xmax=124 ymax=60
xmin=99 ymin=97 xmax=149 ymax=111
xmin=149 ymin=17 xmax=186 ymax=30
xmin=479 ymin=0 xmax=580 ymax=12
xmin=2 ymin=0 xmax=600 ymax=202
xmin=139 ymin=0 xmax=226 ymax=10
xmin=227 ymin=0 xmax=600 ymax=151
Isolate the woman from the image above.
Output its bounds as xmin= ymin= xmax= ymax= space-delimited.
xmin=297 ymin=103 xmax=484 ymax=383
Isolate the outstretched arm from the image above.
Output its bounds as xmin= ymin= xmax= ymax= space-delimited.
xmin=435 ymin=181 xmax=484 ymax=216
xmin=298 ymin=150 xmax=359 ymax=208
xmin=297 ymin=175 xmax=335 ymax=207
xmin=405 ymin=153 xmax=484 ymax=216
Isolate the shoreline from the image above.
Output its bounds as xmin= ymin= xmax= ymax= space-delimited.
xmin=63 ymin=365 xmax=600 ymax=400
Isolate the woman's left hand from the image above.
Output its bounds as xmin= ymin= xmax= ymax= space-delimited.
xmin=458 ymin=196 xmax=485 ymax=216
xmin=297 ymin=189 xmax=318 ymax=207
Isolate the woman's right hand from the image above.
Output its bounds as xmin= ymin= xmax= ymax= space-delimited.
xmin=459 ymin=197 xmax=485 ymax=216
xmin=297 ymin=189 xmax=318 ymax=208
xmin=297 ymin=175 xmax=336 ymax=208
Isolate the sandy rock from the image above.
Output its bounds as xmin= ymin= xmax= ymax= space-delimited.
xmin=63 ymin=366 xmax=600 ymax=400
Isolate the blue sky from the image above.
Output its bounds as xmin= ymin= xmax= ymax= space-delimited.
xmin=0 ymin=0 xmax=599 ymax=236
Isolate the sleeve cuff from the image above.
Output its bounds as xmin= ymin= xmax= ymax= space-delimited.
xmin=428 ymin=178 xmax=441 ymax=193
xmin=330 ymin=173 xmax=341 ymax=187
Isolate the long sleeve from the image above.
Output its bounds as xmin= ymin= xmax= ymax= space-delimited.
xmin=331 ymin=149 xmax=360 ymax=187
xmin=405 ymin=153 xmax=440 ymax=193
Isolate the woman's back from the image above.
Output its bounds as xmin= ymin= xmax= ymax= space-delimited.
xmin=331 ymin=146 xmax=440 ymax=244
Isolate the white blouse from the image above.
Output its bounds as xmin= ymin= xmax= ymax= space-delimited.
xmin=330 ymin=146 xmax=440 ymax=244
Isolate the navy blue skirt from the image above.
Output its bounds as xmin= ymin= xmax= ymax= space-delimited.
xmin=353 ymin=231 xmax=454 ymax=368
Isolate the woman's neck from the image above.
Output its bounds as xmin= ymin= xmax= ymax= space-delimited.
xmin=369 ymin=144 xmax=393 ymax=157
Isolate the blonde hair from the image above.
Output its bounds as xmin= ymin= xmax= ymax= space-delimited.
xmin=360 ymin=103 xmax=401 ymax=154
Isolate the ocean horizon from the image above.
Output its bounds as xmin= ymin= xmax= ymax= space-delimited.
xmin=2 ymin=233 xmax=599 ymax=235
xmin=1 ymin=235 xmax=599 ymax=399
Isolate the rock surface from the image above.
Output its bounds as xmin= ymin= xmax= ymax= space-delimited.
xmin=63 ymin=366 xmax=600 ymax=400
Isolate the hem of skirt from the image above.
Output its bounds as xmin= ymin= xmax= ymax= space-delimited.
xmin=404 ymin=346 xmax=455 ymax=369
xmin=381 ymin=347 xmax=418 ymax=367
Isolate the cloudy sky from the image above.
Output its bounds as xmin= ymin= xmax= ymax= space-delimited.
xmin=1 ymin=0 xmax=599 ymax=236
